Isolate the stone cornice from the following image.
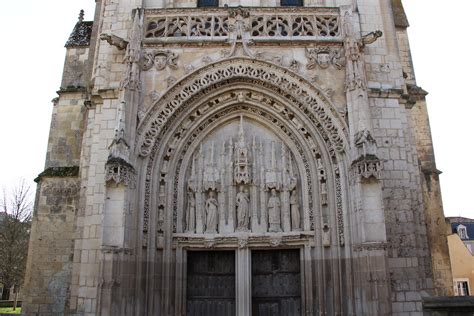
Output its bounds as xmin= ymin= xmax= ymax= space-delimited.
xmin=34 ymin=166 xmax=80 ymax=183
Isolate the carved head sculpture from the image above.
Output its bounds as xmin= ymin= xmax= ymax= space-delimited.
xmin=316 ymin=50 xmax=331 ymax=69
xmin=154 ymin=52 xmax=168 ymax=71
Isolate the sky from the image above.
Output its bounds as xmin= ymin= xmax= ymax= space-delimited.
xmin=0 ymin=1 xmax=472 ymax=219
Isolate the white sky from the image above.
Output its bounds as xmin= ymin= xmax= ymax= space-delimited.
xmin=0 ymin=1 xmax=472 ymax=219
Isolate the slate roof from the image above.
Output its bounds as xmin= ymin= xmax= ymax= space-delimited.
xmin=65 ymin=10 xmax=93 ymax=48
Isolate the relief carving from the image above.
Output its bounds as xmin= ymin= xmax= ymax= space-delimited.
xmin=141 ymin=50 xmax=178 ymax=71
xmin=306 ymin=47 xmax=345 ymax=70
xmin=182 ymin=117 xmax=303 ymax=234
xmin=138 ymin=59 xmax=346 ymax=159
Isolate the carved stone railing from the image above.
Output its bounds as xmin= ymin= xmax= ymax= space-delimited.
xmin=144 ymin=7 xmax=342 ymax=44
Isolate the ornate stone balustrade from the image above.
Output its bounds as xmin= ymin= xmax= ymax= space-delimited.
xmin=144 ymin=7 xmax=342 ymax=44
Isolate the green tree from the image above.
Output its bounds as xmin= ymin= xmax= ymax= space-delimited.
xmin=0 ymin=180 xmax=32 ymax=301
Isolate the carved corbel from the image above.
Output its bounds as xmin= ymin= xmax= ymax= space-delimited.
xmin=350 ymin=155 xmax=382 ymax=181
xmin=99 ymin=33 xmax=128 ymax=50
xmin=105 ymin=157 xmax=136 ymax=188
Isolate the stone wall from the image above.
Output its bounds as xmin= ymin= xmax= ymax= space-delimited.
xmin=22 ymin=49 xmax=88 ymax=315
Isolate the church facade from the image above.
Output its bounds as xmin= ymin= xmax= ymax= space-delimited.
xmin=23 ymin=0 xmax=453 ymax=315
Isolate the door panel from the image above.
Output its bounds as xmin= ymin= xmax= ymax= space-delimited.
xmin=252 ymin=249 xmax=301 ymax=316
xmin=187 ymin=251 xmax=235 ymax=316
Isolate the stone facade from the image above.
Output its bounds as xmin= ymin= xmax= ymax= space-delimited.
xmin=23 ymin=1 xmax=453 ymax=315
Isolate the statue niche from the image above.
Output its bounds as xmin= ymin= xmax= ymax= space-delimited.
xmin=183 ymin=116 xmax=302 ymax=234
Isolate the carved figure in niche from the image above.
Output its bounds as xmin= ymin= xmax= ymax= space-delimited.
xmin=236 ymin=185 xmax=250 ymax=231
xmin=185 ymin=191 xmax=196 ymax=233
xmin=290 ymin=190 xmax=301 ymax=230
xmin=268 ymin=188 xmax=282 ymax=232
xmin=321 ymin=182 xmax=328 ymax=206
xmin=205 ymin=191 xmax=218 ymax=233
xmin=157 ymin=205 xmax=164 ymax=233
xmin=322 ymin=223 xmax=331 ymax=247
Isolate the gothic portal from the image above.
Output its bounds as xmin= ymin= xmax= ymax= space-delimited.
xmin=23 ymin=1 xmax=454 ymax=315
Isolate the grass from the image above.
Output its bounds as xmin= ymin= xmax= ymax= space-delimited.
xmin=0 ymin=307 xmax=21 ymax=314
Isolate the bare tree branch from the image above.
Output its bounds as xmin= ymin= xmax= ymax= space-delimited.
xmin=0 ymin=179 xmax=32 ymax=299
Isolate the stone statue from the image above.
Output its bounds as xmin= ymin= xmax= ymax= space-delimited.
xmin=268 ymin=188 xmax=282 ymax=232
xmin=236 ymin=185 xmax=250 ymax=231
xmin=185 ymin=191 xmax=196 ymax=233
xmin=205 ymin=191 xmax=218 ymax=233
xmin=321 ymin=182 xmax=328 ymax=206
xmin=290 ymin=190 xmax=300 ymax=230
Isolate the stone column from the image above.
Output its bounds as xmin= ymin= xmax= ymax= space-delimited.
xmin=236 ymin=247 xmax=251 ymax=316
xmin=341 ymin=6 xmax=391 ymax=315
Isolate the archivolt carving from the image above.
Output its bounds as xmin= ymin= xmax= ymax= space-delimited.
xmin=137 ymin=58 xmax=347 ymax=158
xmin=142 ymin=97 xmax=319 ymax=236
xmin=334 ymin=167 xmax=344 ymax=246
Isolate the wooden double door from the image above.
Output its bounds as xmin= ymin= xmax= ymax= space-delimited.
xmin=251 ymin=249 xmax=301 ymax=316
xmin=186 ymin=249 xmax=301 ymax=316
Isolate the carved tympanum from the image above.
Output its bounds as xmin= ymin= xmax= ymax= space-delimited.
xmin=183 ymin=117 xmax=302 ymax=234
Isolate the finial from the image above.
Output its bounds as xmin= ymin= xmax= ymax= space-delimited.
xmin=78 ymin=10 xmax=85 ymax=23
xmin=238 ymin=115 xmax=245 ymax=144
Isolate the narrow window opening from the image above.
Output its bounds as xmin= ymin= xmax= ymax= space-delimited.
xmin=198 ymin=0 xmax=219 ymax=7
xmin=281 ymin=0 xmax=303 ymax=6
